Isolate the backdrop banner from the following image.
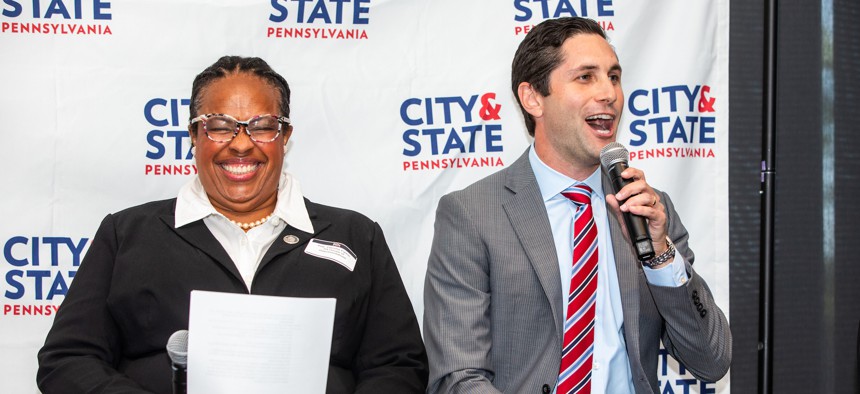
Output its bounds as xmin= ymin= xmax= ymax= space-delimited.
xmin=0 ymin=0 xmax=729 ymax=392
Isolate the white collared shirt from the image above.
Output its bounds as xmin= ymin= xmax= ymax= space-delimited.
xmin=174 ymin=170 xmax=314 ymax=290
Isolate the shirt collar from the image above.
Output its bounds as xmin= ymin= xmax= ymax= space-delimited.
xmin=175 ymin=170 xmax=314 ymax=234
xmin=528 ymin=144 xmax=605 ymax=202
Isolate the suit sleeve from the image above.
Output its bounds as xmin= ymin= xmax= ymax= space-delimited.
xmin=352 ymin=222 xmax=429 ymax=393
xmin=645 ymin=192 xmax=733 ymax=382
xmin=36 ymin=214 xmax=150 ymax=393
xmin=423 ymin=194 xmax=503 ymax=394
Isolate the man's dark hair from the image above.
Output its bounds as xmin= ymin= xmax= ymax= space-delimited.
xmin=189 ymin=56 xmax=291 ymax=122
xmin=511 ymin=17 xmax=608 ymax=136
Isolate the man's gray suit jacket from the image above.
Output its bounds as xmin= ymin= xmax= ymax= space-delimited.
xmin=424 ymin=150 xmax=731 ymax=394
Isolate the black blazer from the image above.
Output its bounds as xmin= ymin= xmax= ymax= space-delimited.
xmin=37 ymin=198 xmax=428 ymax=393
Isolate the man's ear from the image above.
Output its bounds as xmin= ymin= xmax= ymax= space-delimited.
xmin=517 ymin=82 xmax=543 ymax=119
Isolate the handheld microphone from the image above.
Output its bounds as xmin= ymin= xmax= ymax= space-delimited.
xmin=166 ymin=330 xmax=188 ymax=394
xmin=599 ymin=142 xmax=655 ymax=261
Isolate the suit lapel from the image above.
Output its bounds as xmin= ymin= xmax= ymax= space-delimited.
xmin=601 ymin=173 xmax=644 ymax=368
xmin=257 ymin=201 xmax=331 ymax=274
xmin=161 ymin=214 xmax=244 ymax=284
xmin=503 ymin=152 xmax=565 ymax=338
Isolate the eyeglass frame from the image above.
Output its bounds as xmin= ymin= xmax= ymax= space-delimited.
xmin=189 ymin=113 xmax=291 ymax=143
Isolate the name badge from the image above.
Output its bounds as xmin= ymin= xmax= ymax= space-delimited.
xmin=304 ymin=238 xmax=357 ymax=271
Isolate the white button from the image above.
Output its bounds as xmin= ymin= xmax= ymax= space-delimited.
xmin=593 ymin=362 xmax=601 ymax=370
xmin=680 ymin=277 xmax=688 ymax=284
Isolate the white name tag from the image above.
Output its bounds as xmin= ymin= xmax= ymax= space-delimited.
xmin=304 ymin=238 xmax=357 ymax=271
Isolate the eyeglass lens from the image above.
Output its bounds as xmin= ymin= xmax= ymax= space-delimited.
xmin=206 ymin=116 xmax=280 ymax=142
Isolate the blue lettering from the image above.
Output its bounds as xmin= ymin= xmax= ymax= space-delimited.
xmin=3 ymin=237 xmax=89 ymax=267
xmin=513 ymin=0 xmax=613 ymax=20
xmin=667 ymin=117 xmax=689 ymax=143
xmin=458 ymin=95 xmax=478 ymax=123
xmin=27 ymin=270 xmax=50 ymax=300
xmin=330 ymin=0 xmax=347 ymax=23
xmin=3 ymin=236 xmax=28 ymax=267
xmin=283 ymin=0 xmax=367 ymax=24
xmin=402 ymin=129 xmax=421 ymax=156
xmin=435 ymin=97 xmax=458 ymax=124
xmin=648 ymin=116 xmax=671 ymax=143
xmin=269 ymin=0 xmax=288 ymax=22
xmin=700 ymin=381 xmax=716 ymax=394
xmin=485 ymin=124 xmax=504 ymax=152
xmin=513 ymin=0 xmax=531 ymax=21
xmin=307 ymin=0 xmax=331 ymax=23
xmin=700 ymin=116 xmax=715 ymax=143
xmin=168 ymin=130 xmax=193 ymax=160
xmin=554 ymin=0 xmax=577 ymax=17
xmin=442 ymin=129 xmax=465 ymax=154
xmin=675 ymin=379 xmax=696 ymax=394
xmin=44 ymin=0 xmax=71 ymax=19
xmin=146 ymin=130 xmax=166 ymax=160
xmin=2 ymin=0 xmax=21 ymax=17
xmin=47 ymin=271 xmax=71 ymax=299
xmin=144 ymin=98 xmax=169 ymax=127
xmin=682 ymin=85 xmax=700 ymax=112
xmin=628 ymin=119 xmax=647 ymax=146
xmin=293 ymin=0 xmax=311 ymax=23
xmin=353 ymin=0 xmax=369 ymax=24
xmin=5 ymin=270 xmax=24 ymax=299
xmin=597 ymin=0 xmax=613 ymax=16
xmin=661 ymin=85 xmax=685 ymax=112
xmin=422 ymin=128 xmax=445 ymax=155
xmin=628 ymin=89 xmax=649 ymax=116
xmin=144 ymin=98 xmax=189 ymax=127
xmin=400 ymin=98 xmax=423 ymax=126
xmin=93 ymin=0 xmax=110 ymax=20
xmin=41 ymin=237 xmax=64 ymax=266
xmin=462 ymin=125 xmax=480 ymax=152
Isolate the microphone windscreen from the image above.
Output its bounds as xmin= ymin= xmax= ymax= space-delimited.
xmin=166 ymin=330 xmax=189 ymax=367
xmin=600 ymin=142 xmax=629 ymax=169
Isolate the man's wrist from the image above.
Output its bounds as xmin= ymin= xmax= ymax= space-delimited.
xmin=641 ymin=236 xmax=675 ymax=268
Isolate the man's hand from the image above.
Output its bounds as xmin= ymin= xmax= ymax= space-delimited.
xmin=605 ymin=166 xmax=672 ymax=267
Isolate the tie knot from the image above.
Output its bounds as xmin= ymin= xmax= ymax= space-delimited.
xmin=562 ymin=184 xmax=593 ymax=205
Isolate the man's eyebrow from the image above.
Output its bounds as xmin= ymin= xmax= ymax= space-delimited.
xmin=564 ymin=63 xmax=623 ymax=75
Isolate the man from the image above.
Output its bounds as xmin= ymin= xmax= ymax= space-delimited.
xmin=423 ymin=17 xmax=731 ymax=394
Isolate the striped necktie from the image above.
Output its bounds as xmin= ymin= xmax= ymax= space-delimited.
xmin=557 ymin=183 xmax=598 ymax=394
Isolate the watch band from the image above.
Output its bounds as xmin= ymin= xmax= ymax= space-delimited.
xmin=641 ymin=236 xmax=675 ymax=268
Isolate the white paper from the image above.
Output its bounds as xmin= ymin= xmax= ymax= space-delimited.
xmin=187 ymin=290 xmax=336 ymax=394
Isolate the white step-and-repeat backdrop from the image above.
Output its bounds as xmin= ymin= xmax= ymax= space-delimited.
xmin=1 ymin=0 xmax=729 ymax=392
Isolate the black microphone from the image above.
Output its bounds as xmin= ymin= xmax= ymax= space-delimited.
xmin=599 ymin=142 xmax=655 ymax=261
xmin=166 ymin=330 xmax=188 ymax=394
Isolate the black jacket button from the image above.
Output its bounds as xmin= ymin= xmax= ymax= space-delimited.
xmin=542 ymin=384 xmax=551 ymax=393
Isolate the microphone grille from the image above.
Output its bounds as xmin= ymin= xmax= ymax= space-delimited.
xmin=166 ymin=330 xmax=189 ymax=366
xmin=600 ymin=142 xmax=629 ymax=169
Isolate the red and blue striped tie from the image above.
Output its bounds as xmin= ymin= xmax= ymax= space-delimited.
xmin=558 ymin=184 xmax=598 ymax=394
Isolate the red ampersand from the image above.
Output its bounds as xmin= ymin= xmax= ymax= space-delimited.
xmin=698 ymin=85 xmax=716 ymax=112
xmin=479 ymin=93 xmax=501 ymax=120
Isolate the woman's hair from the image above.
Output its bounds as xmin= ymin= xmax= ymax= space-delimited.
xmin=189 ymin=56 xmax=291 ymax=120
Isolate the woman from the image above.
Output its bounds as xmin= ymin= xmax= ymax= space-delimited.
xmin=37 ymin=56 xmax=428 ymax=393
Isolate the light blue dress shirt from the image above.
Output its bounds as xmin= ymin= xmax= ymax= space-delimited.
xmin=528 ymin=146 xmax=688 ymax=393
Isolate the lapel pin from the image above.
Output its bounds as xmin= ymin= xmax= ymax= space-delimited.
xmin=283 ymin=235 xmax=300 ymax=244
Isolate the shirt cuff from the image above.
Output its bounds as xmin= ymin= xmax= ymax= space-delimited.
xmin=642 ymin=254 xmax=689 ymax=287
